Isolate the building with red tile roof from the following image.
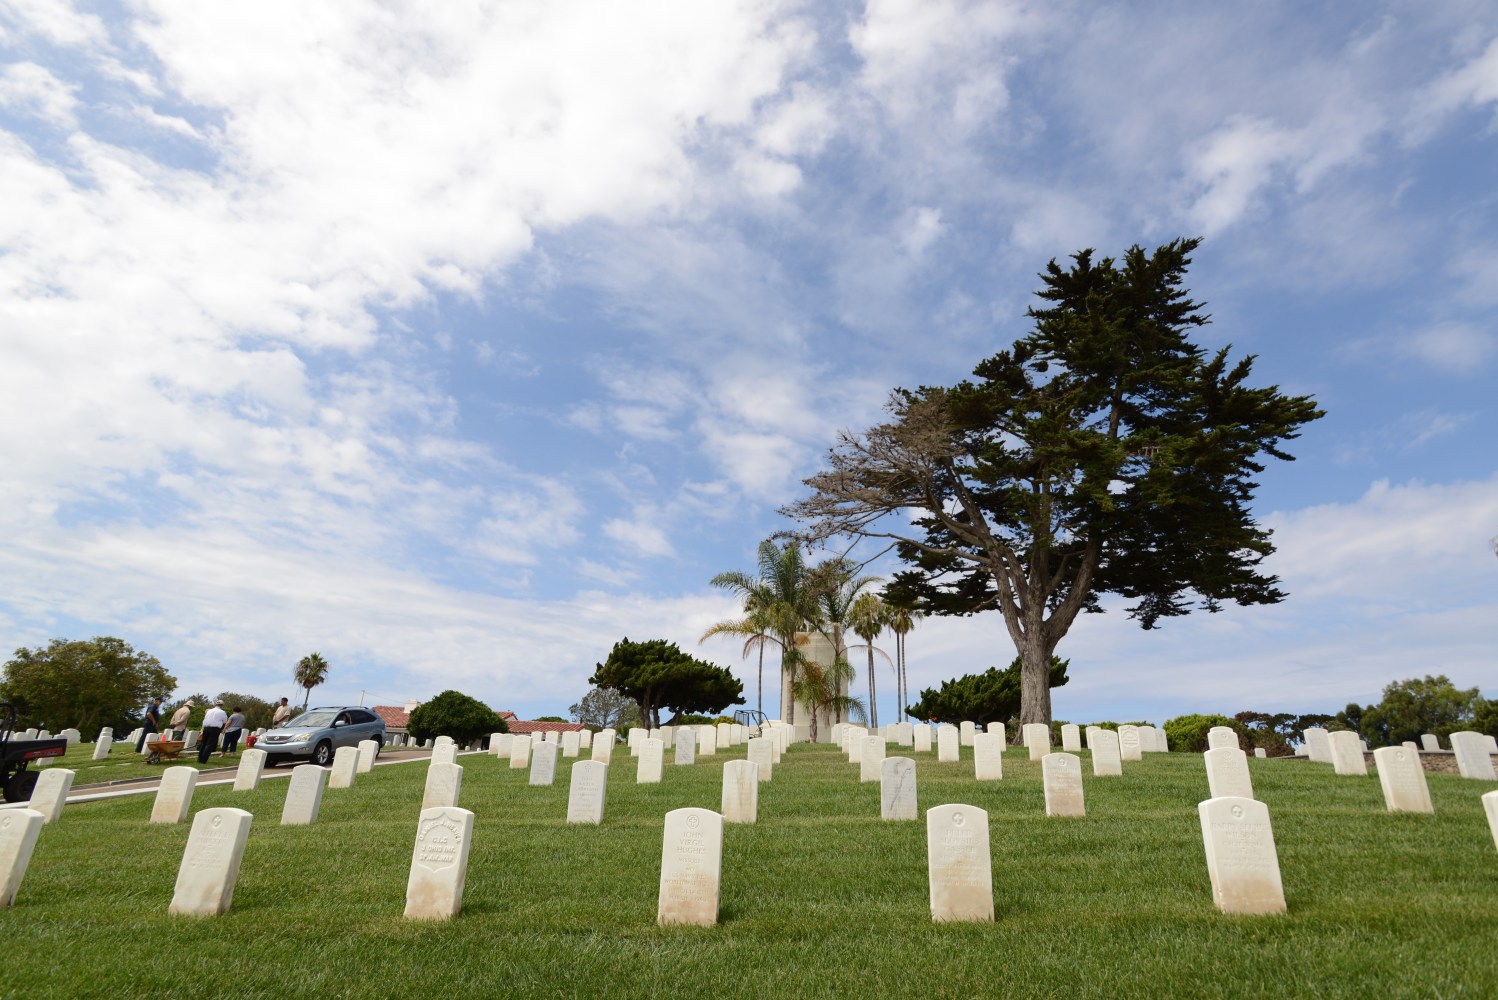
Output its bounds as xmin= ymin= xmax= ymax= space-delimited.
xmin=372 ymin=704 xmax=584 ymax=738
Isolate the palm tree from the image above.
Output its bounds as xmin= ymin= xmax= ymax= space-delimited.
xmin=294 ymin=652 xmax=329 ymax=710
xmin=805 ymin=558 xmax=881 ymax=727
xmin=700 ymin=603 xmax=780 ymax=720
xmin=848 ymin=592 xmax=890 ymax=729
xmin=791 ymin=651 xmax=864 ymax=744
xmin=707 ymin=540 xmax=819 ymax=726
xmin=884 ymin=598 xmax=922 ymax=723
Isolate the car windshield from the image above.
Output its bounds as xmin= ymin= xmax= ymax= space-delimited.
xmin=287 ymin=711 xmax=337 ymax=729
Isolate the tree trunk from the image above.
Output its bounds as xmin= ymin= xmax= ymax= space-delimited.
xmin=866 ymin=647 xmax=877 ymax=729
xmin=757 ymin=644 xmax=764 ymax=719
xmin=1017 ymin=634 xmax=1055 ymax=728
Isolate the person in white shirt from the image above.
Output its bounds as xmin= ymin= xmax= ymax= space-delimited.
xmin=272 ymin=698 xmax=292 ymax=728
xmin=198 ymin=701 xmax=229 ymax=764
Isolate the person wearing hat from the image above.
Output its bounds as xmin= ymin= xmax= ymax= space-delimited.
xmin=168 ymin=699 xmax=195 ymax=740
xmin=198 ymin=700 xmax=228 ymax=764
xmin=135 ymin=697 xmax=163 ymax=753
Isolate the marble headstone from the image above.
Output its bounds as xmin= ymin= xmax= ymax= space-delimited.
xmin=721 ymin=760 xmax=758 ymax=824
xmin=1372 ymin=746 xmax=1433 ymax=813
xmin=151 ymin=766 xmax=198 ymax=824
xmin=1198 ymin=796 xmax=1286 ymax=915
xmin=1204 ymin=747 xmax=1254 ymax=800
xmin=926 ymin=804 xmax=993 ymax=922
xmin=881 ymin=757 xmax=917 ymax=821
xmin=0 ymin=810 xmax=44 ymax=907
xmin=168 ymin=807 xmax=253 ymax=916
xmin=27 ymin=768 xmax=75 ymax=824
xmin=404 ymin=806 xmax=474 ymax=920
xmin=421 ymin=760 xmax=462 ymax=811
xmin=282 ymin=764 xmax=329 ymax=825
xmin=657 ymin=807 xmax=723 ymax=926
xmin=567 ymin=760 xmax=608 ymax=825
xmin=973 ymin=732 xmax=1004 ymax=781
xmin=529 ymin=741 xmax=559 ymax=785
xmin=1089 ymin=728 xmax=1122 ymax=777
xmin=637 ymin=737 xmax=664 ymax=784
xmin=1042 ymin=752 xmax=1085 ymax=817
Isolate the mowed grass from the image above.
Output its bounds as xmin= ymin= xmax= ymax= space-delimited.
xmin=5 ymin=743 xmax=1497 ymax=999
xmin=27 ymin=741 xmax=243 ymax=784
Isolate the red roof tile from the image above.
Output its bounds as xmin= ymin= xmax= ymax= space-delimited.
xmin=373 ymin=705 xmax=580 ymax=735
xmin=505 ymin=720 xmax=586 ymax=735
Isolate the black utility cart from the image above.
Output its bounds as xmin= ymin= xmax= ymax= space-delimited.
xmin=0 ymin=703 xmax=68 ymax=802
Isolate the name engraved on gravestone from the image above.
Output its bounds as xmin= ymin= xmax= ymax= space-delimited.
xmin=1198 ymin=797 xmax=1287 ymax=916
xmin=973 ymin=733 xmax=1004 ymax=781
xmin=151 ymin=766 xmax=198 ymax=824
xmin=1450 ymin=731 xmax=1498 ymax=781
xmin=1117 ymin=725 xmax=1142 ymax=762
xmin=509 ymin=735 xmax=532 ymax=769
xmin=914 ymin=724 xmax=932 ymax=753
xmin=28 ymin=768 xmax=75 ymax=824
xmin=747 ymin=737 xmax=772 ymax=781
xmin=1483 ymin=790 xmax=1498 ymax=851
xmin=1372 ymin=746 xmax=1433 ymax=814
xmin=562 ymin=730 xmax=581 ymax=758
xmin=658 ymin=807 xmax=723 ymax=927
xmin=169 ymin=808 xmax=253 ymax=917
xmin=881 ymin=757 xmax=917 ymax=821
xmin=329 ymin=746 xmax=360 ymax=789
xmin=283 ymin=764 xmax=329 ymax=825
xmin=421 ymin=761 xmax=462 ymax=811
xmin=592 ymin=729 xmax=614 ymax=764
xmin=1090 ymin=728 xmax=1122 ymax=777
xmin=0 ymin=809 xmax=44 ymax=907
xmin=530 ymin=741 xmax=559 ymax=786
xmin=405 ymin=806 xmax=474 ymax=920
xmin=638 ymin=737 xmax=664 ymax=784
xmin=1042 ymin=753 xmax=1085 ymax=817
xmin=926 ymin=804 xmax=993 ymax=922
xmin=722 ymin=760 xmax=758 ymax=824
xmin=1302 ymin=727 xmax=1332 ymax=763
xmin=567 ymin=760 xmax=608 ymax=825
xmin=1203 ymin=747 xmax=1254 ymax=800
xmin=860 ymin=735 xmax=886 ymax=783
xmin=1024 ymin=723 xmax=1050 ymax=762
xmin=1328 ymin=731 xmax=1367 ymax=776
xmin=674 ymin=729 xmax=696 ymax=765
xmin=1061 ymin=724 xmax=1081 ymax=753
xmin=357 ymin=739 xmax=379 ymax=773
xmin=232 ymin=749 xmax=267 ymax=792
xmin=937 ymin=726 xmax=960 ymax=763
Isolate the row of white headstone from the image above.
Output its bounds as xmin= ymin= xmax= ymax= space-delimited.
xmin=1295 ymin=726 xmax=1498 ymax=780
xmin=842 ymin=723 xmax=1165 ymax=777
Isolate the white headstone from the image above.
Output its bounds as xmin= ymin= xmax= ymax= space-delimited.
xmin=657 ymin=807 xmax=723 ymax=926
xmin=1449 ymin=731 xmax=1496 ymax=780
xmin=233 ymin=749 xmax=267 ymax=791
xmin=747 ymin=737 xmax=773 ymax=781
xmin=722 ymin=760 xmax=758 ymax=824
xmin=1329 ymin=731 xmax=1367 ymax=776
xmin=674 ymin=729 xmax=696 ymax=766
xmin=958 ymin=721 xmax=976 ymax=747
xmin=1207 ymin=727 xmax=1238 ymax=751
xmin=562 ymin=730 xmax=581 ymax=758
xmin=592 ymin=730 xmax=614 ymax=765
xmin=860 ymin=735 xmax=886 ymax=783
xmin=282 ymin=764 xmax=329 ymax=825
xmin=1197 ymin=796 xmax=1287 ymax=915
xmin=716 ymin=723 xmax=733 ymax=750
xmin=1142 ymin=726 xmax=1166 ymax=752
xmin=1089 ymin=728 xmax=1122 ymax=777
xmin=1117 ymin=725 xmax=1142 ymax=762
xmin=0 ymin=810 xmax=44 ymax=907
xmin=881 ymin=757 xmax=917 ymax=821
xmin=914 ymin=724 xmax=932 ymax=753
xmin=61 ymin=728 xmax=81 ymax=745
xmin=937 ymin=725 xmax=959 ymax=763
xmin=973 ymin=732 xmax=1004 ymax=781
xmin=1023 ymin=723 xmax=1050 ymax=761
xmin=490 ymin=733 xmax=509 ymax=757
xmin=1372 ymin=746 xmax=1433 ymax=814
xmin=1302 ymin=727 xmax=1332 ymax=763
xmin=697 ymin=725 xmax=716 ymax=756
xmin=845 ymin=726 xmax=866 ymax=762
xmin=628 ymin=728 xmax=645 ymax=757
xmin=658 ymin=726 xmax=672 ymax=748
xmin=92 ymin=728 xmax=113 ymax=760
xmin=183 ymin=730 xmax=198 ymax=751
xmin=926 ymin=803 xmax=993 ymax=922
xmin=1042 ymin=752 xmax=1085 ymax=817
xmin=545 ymin=731 xmax=560 ymax=744
xmin=509 ymin=735 xmax=533 ymax=769
xmin=530 ymin=741 xmax=559 ymax=785
xmin=168 ymin=807 xmax=252 ymax=916
xmin=151 ymin=766 xmax=198 ymax=824
xmin=1483 ymin=790 xmax=1498 ymax=851
xmin=1204 ymin=747 xmax=1254 ymax=800
xmin=27 ymin=768 xmax=75 ymax=824
xmin=1489 ymin=734 xmax=1498 ymax=755
xmin=404 ymin=806 xmax=474 ymax=920
xmin=1060 ymin=724 xmax=1081 ymax=753
xmin=637 ymin=737 xmax=664 ymax=784
xmin=1254 ymin=748 xmax=1267 ymax=759
xmin=431 ymin=742 xmax=457 ymax=766
xmin=567 ymin=760 xmax=608 ymax=825
xmin=356 ymin=739 xmax=379 ymax=773
xmin=422 ymin=761 xmax=462 ymax=810
xmin=580 ymin=729 xmax=593 ymax=749
xmin=328 ymin=746 xmax=360 ymax=789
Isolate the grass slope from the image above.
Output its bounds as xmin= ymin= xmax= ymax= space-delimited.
xmin=4 ymin=744 xmax=1496 ymax=999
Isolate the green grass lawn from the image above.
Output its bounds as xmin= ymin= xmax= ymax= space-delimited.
xmin=5 ymin=743 xmax=1496 ymax=999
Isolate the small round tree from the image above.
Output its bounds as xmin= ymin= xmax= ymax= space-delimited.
xmin=407 ymin=690 xmax=507 ymax=746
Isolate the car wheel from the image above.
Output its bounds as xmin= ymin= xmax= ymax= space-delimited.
xmin=312 ymin=741 xmax=333 ymax=767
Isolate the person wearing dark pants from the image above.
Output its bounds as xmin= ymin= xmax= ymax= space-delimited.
xmin=220 ymin=707 xmax=246 ymax=755
xmin=135 ymin=697 xmax=162 ymax=753
xmin=198 ymin=701 xmax=228 ymax=763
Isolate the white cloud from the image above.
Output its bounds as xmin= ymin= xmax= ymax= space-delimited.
xmin=1420 ymin=33 xmax=1498 ymax=122
xmin=475 ymin=480 xmax=585 ymax=565
xmin=0 ymin=0 xmax=107 ymax=48
xmin=0 ymin=62 xmax=77 ymax=126
xmin=602 ymin=507 xmax=676 ymax=559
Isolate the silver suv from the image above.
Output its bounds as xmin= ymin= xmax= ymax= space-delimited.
xmin=256 ymin=706 xmax=386 ymax=767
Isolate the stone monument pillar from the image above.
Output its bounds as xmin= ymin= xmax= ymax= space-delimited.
xmin=778 ymin=631 xmax=850 ymax=743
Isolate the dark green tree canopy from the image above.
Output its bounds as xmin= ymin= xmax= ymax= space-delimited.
xmin=907 ymin=656 xmax=1068 ymax=728
xmin=787 ymin=239 xmax=1324 ymax=727
xmin=407 ymin=690 xmax=508 ymax=745
xmin=3 ymin=637 xmax=177 ymax=740
xmin=1338 ymin=674 xmax=1489 ymax=747
xmin=589 ymin=638 xmax=744 ymax=729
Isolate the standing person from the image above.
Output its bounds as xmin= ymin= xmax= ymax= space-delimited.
xmin=169 ymin=700 xmax=194 ymax=740
xmin=272 ymin=697 xmax=292 ymax=728
xmin=135 ymin=697 xmax=163 ymax=753
xmin=220 ymin=706 xmax=246 ymax=756
xmin=198 ymin=700 xmax=228 ymax=764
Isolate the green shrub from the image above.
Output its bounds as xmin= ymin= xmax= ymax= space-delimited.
xmin=1163 ymin=713 xmax=1240 ymax=753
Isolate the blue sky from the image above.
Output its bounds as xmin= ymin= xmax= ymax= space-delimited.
xmin=2 ymin=0 xmax=1495 ymax=725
